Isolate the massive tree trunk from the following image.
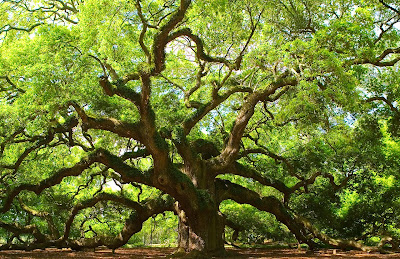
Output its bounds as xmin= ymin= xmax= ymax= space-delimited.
xmin=172 ymin=157 xmax=226 ymax=256
xmin=175 ymin=203 xmax=225 ymax=256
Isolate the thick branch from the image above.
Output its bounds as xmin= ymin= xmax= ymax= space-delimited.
xmin=0 ymin=76 xmax=26 ymax=93
xmin=366 ymin=96 xmax=400 ymax=115
xmin=183 ymin=86 xmax=253 ymax=135
xmin=135 ymin=0 xmax=152 ymax=63
xmin=65 ymin=193 xmax=174 ymax=250
xmin=70 ymin=103 xmax=143 ymax=141
xmin=1 ymin=148 xmax=152 ymax=213
xmin=220 ymin=162 xmax=292 ymax=195
xmin=378 ymin=0 xmax=400 ymax=15
xmin=354 ymin=47 xmax=400 ymax=66
xmin=18 ymin=198 xmax=60 ymax=239
xmin=295 ymin=215 xmax=379 ymax=252
xmin=0 ymin=221 xmax=47 ymax=245
xmin=1 ymin=117 xmax=79 ymax=172
xmin=210 ymin=73 xmax=298 ymax=170
xmin=216 ymin=179 xmax=315 ymax=247
xmin=0 ymin=149 xmax=103 ymax=213
xmin=0 ymin=23 xmax=43 ymax=34
xmin=167 ymin=28 xmax=235 ymax=68
xmin=152 ymin=0 xmax=191 ymax=73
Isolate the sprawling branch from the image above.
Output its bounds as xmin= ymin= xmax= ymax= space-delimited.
xmin=354 ymin=47 xmax=400 ymax=66
xmin=62 ymin=192 xmax=174 ymax=245
xmin=0 ymin=76 xmax=26 ymax=94
xmin=70 ymin=102 xmax=143 ymax=141
xmin=241 ymin=135 xmax=301 ymax=180
xmin=290 ymin=171 xmax=350 ymax=194
xmin=152 ymin=0 xmax=191 ymax=73
xmin=366 ymin=96 xmax=400 ymax=115
xmin=0 ymin=221 xmax=47 ymax=249
xmin=217 ymin=179 xmax=381 ymax=251
xmin=0 ymin=23 xmax=43 ymax=35
xmin=220 ymin=162 xmax=292 ymax=196
xmin=68 ymin=194 xmax=173 ymax=250
xmin=0 ymin=0 xmax=79 ymax=38
xmin=0 ymin=193 xmax=174 ymax=251
xmin=88 ymin=55 xmax=141 ymax=100
xmin=1 ymin=149 xmax=100 ymax=213
xmin=0 ymin=117 xmax=79 ymax=173
xmin=378 ymin=0 xmax=400 ymax=15
xmin=1 ymin=148 xmax=152 ymax=213
xmin=167 ymin=28 xmax=235 ymax=68
xmin=216 ymin=179 xmax=315 ymax=247
xmin=183 ymin=86 xmax=253 ymax=135
xmin=18 ymin=198 xmax=60 ymax=239
xmin=295 ymin=215 xmax=379 ymax=252
xmin=210 ymin=73 xmax=298 ymax=170
xmin=0 ymin=128 xmax=24 ymax=156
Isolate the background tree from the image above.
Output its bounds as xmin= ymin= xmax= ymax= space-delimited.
xmin=1 ymin=0 xmax=400 ymax=256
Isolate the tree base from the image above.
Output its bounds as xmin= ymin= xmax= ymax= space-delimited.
xmin=169 ymin=247 xmax=226 ymax=258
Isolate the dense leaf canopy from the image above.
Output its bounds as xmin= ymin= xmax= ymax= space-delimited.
xmin=1 ymin=0 xmax=400 ymax=255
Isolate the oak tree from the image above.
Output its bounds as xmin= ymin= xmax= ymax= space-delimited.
xmin=1 ymin=0 xmax=400 ymax=256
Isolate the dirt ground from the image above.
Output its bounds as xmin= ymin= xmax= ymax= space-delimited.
xmin=0 ymin=247 xmax=399 ymax=259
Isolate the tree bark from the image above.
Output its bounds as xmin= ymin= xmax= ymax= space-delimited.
xmin=175 ymin=202 xmax=225 ymax=256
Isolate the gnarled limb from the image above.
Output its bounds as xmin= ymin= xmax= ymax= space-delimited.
xmin=295 ymin=215 xmax=379 ymax=252
xmin=0 ymin=148 xmax=152 ymax=213
xmin=18 ymin=198 xmax=60 ymax=239
xmin=354 ymin=47 xmax=400 ymax=66
xmin=183 ymin=86 xmax=253 ymax=135
xmin=167 ymin=28 xmax=235 ymax=69
xmin=217 ymin=179 xmax=383 ymax=252
xmin=216 ymin=179 xmax=315 ymax=248
xmin=0 ymin=220 xmax=47 ymax=249
xmin=0 ymin=117 xmax=79 ymax=176
xmin=67 ymin=194 xmax=174 ymax=250
xmin=210 ymin=72 xmax=298 ymax=170
xmin=1 ymin=149 xmax=101 ymax=213
xmin=219 ymin=162 xmax=292 ymax=196
xmin=152 ymin=0 xmax=192 ymax=74
xmin=70 ymin=102 xmax=143 ymax=141
xmin=0 ymin=193 xmax=174 ymax=251
xmin=366 ymin=96 xmax=400 ymax=116
xmin=62 ymin=193 xmax=174 ymax=243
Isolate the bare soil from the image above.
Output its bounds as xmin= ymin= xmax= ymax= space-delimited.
xmin=0 ymin=247 xmax=399 ymax=258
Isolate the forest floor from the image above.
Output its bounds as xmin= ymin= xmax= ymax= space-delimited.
xmin=0 ymin=247 xmax=400 ymax=258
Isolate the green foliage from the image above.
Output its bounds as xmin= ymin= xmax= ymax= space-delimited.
xmin=128 ymin=212 xmax=177 ymax=246
xmin=221 ymin=201 xmax=293 ymax=244
xmin=1 ymin=0 xmax=400 ymax=251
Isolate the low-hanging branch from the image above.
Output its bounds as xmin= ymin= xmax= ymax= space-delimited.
xmin=0 ymin=117 xmax=79 ymax=173
xmin=0 ymin=193 xmax=174 ymax=251
xmin=67 ymin=194 xmax=174 ymax=250
xmin=18 ymin=198 xmax=60 ymax=239
xmin=62 ymin=192 xmax=174 ymax=242
xmin=0 ymin=148 xmax=153 ymax=213
xmin=216 ymin=179 xmax=315 ymax=247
